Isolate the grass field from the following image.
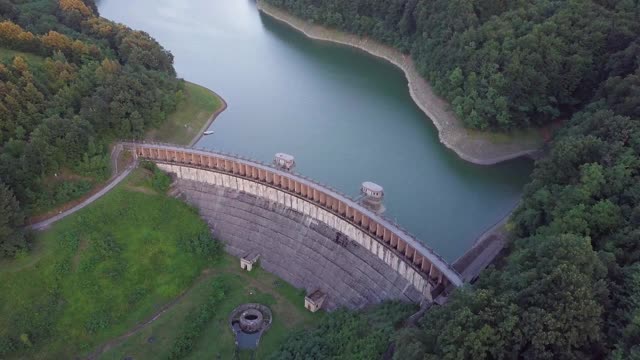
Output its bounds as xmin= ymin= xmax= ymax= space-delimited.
xmin=0 ymin=169 xmax=319 ymax=359
xmin=99 ymin=256 xmax=321 ymax=360
xmin=146 ymin=81 xmax=224 ymax=145
xmin=0 ymin=170 xmax=217 ymax=359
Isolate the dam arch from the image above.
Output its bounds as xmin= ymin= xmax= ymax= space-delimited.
xmin=124 ymin=142 xmax=462 ymax=309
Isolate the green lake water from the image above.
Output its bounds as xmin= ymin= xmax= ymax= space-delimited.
xmin=98 ymin=0 xmax=533 ymax=261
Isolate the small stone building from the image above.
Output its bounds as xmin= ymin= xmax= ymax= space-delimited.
xmin=361 ymin=181 xmax=385 ymax=214
xmin=273 ymin=153 xmax=295 ymax=170
xmin=304 ymin=290 xmax=327 ymax=312
xmin=240 ymin=251 xmax=260 ymax=271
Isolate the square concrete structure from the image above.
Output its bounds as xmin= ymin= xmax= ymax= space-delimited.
xmin=240 ymin=251 xmax=260 ymax=271
xmin=305 ymin=290 xmax=327 ymax=312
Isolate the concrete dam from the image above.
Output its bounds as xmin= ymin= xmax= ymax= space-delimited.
xmin=124 ymin=142 xmax=463 ymax=310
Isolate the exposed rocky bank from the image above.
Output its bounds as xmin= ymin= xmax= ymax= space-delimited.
xmin=257 ymin=0 xmax=543 ymax=165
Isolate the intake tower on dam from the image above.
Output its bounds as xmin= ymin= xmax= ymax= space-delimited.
xmin=124 ymin=142 xmax=464 ymax=310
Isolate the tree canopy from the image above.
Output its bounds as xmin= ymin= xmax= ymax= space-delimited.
xmin=0 ymin=0 xmax=182 ymax=254
xmin=265 ymin=1 xmax=640 ymax=358
xmin=266 ymin=0 xmax=640 ymax=130
xmin=267 ymin=302 xmax=415 ymax=360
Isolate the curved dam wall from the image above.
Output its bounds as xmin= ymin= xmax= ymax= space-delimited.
xmin=172 ymin=176 xmax=422 ymax=309
xmin=125 ymin=143 xmax=462 ymax=307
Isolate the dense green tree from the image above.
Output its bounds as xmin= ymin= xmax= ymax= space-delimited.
xmin=611 ymin=264 xmax=640 ymax=359
xmin=598 ymin=66 xmax=640 ymax=119
xmin=266 ymin=0 xmax=640 ymax=130
xmin=386 ymin=105 xmax=640 ymax=359
xmin=262 ymin=1 xmax=640 ymax=358
xmin=0 ymin=181 xmax=28 ymax=256
xmin=267 ymin=302 xmax=415 ymax=360
xmin=394 ymin=234 xmax=605 ymax=359
xmin=0 ymin=0 xmax=181 ymax=257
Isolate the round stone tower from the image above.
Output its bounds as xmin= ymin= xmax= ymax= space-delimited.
xmin=273 ymin=153 xmax=295 ymax=171
xmin=361 ymin=181 xmax=385 ymax=214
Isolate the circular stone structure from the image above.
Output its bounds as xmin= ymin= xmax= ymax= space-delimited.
xmin=239 ymin=308 xmax=264 ymax=333
xmin=229 ymin=304 xmax=273 ymax=350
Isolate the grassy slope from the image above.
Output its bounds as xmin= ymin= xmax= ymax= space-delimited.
xmin=0 ymin=169 xmax=319 ymax=359
xmin=0 ymin=169 xmax=214 ymax=359
xmin=2 ymin=47 xmax=306 ymax=358
xmin=99 ymin=256 xmax=321 ymax=360
xmin=146 ymin=81 xmax=223 ymax=145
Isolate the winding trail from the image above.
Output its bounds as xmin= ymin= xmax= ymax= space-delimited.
xmin=30 ymin=146 xmax=136 ymax=231
xmin=86 ymin=265 xmax=306 ymax=359
xmin=85 ymin=269 xmax=216 ymax=360
xmin=30 ymin=88 xmax=228 ymax=231
xmin=30 ymin=165 xmax=136 ymax=230
xmin=24 ymin=86 xmax=229 ymax=357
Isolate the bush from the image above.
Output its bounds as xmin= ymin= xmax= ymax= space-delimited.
xmin=267 ymin=301 xmax=415 ymax=359
xmin=140 ymin=160 xmax=156 ymax=171
xmin=179 ymin=231 xmax=222 ymax=259
xmin=76 ymin=152 xmax=109 ymax=180
xmin=32 ymin=179 xmax=94 ymax=214
xmin=152 ymin=168 xmax=171 ymax=193
xmin=140 ymin=161 xmax=172 ymax=193
xmin=167 ymin=279 xmax=228 ymax=360
xmin=0 ymin=336 xmax=17 ymax=357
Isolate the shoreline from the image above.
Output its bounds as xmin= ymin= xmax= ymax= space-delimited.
xmin=188 ymin=85 xmax=228 ymax=147
xmin=257 ymin=0 xmax=543 ymax=165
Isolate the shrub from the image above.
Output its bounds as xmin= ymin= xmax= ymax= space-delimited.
xmin=167 ymin=279 xmax=227 ymax=359
xmin=0 ymin=336 xmax=17 ymax=357
xmin=152 ymin=168 xmax=171 ymax=193
xmin=140 ymin=160 xmax=172 ymax=193
xmin=179 ymin=231 xmax=222 ymax=259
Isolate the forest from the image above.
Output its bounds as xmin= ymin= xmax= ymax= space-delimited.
xmin=265 ymin=0 xmax=640 ymax=131
xmin=2 ymin=0 xmax=640 ymax=358
xmin=0 ymin=0 xmax=182 ymax=257
xmin=263 ymin=0 xmax=640 ymax=358
xmin=266 ymin=302 xmax=416 ymax=359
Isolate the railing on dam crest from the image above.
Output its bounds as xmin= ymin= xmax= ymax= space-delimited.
xmin=121 ymin=141 xmax=464 ymax=290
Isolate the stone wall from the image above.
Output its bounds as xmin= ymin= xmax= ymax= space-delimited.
xmin=161 ymin=164 xmax=425 ymax=309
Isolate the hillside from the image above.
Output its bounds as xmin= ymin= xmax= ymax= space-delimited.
xmin=0 ymin=0 xmax=182 ymax=257
xmin=265 ymin=0 xmax=639 ymax=131
xmin=263 ymin=1 xmax=640 ymax=358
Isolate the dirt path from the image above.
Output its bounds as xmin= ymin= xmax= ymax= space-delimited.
xmin=29 ymin=85 xmax=226 ymax=231
xmin=30 ymin=160 xmax=136 ymax=231
xmin=86 ymin=269 xmax=216 ymax=359
xmin=86 ymin=267 xmax=303 ymax=359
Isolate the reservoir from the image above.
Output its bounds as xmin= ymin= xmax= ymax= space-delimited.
xmin=97 ymin=0 xmax=533 ymax=261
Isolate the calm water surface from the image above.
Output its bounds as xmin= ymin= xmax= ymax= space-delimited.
xmin=98 ymin=0 xmax=533 ymax=261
